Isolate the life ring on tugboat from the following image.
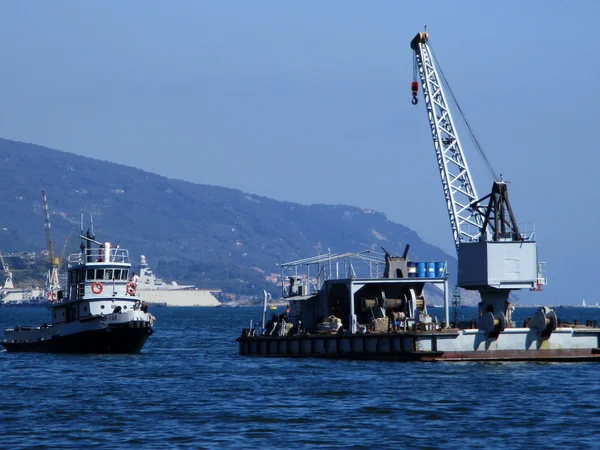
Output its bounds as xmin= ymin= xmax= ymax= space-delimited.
xmin=127 ymin=282 xmax=137 ymax=296
xmin=92 ymin=281 xmax=104 ymax=294
xmin=46 ymin=291 xmax=57 ymax=302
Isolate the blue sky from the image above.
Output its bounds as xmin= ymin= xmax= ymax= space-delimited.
xmin=0 ymin=1 xmax=598 ymax=305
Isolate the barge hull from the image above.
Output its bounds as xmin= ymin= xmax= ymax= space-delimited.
xmin=238 ymin=329 xmax=600 ymax=362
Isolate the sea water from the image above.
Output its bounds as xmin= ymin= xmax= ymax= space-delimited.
xmin=1 ymin=306 xmax=600 ymax=449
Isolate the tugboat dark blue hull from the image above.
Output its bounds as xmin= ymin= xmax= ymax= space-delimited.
xmin=2 ymin=324 xmax=153 ymax=354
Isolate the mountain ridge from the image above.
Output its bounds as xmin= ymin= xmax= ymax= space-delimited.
xmin=0 ymin=137 xmax=456 ymax=296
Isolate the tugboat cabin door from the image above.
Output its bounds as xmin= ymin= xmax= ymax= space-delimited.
xmin=65 ymin=305 xmax=77 ymax=323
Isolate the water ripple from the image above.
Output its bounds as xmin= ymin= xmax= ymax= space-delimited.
xmin=2 ymin=306 xmax=600 ymax=449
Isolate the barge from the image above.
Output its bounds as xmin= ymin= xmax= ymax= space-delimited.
xmin=237 ymin=247 xmax=600 ymax=362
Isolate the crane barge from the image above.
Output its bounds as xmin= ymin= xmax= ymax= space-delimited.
xmin=236 ymin=30 xmax=600 ymax=361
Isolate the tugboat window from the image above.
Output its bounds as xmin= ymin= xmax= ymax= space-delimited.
xmin=114 ymin=269 xmax=122 ymax=280
xmin=100 ymin=305 xmax=105 ymax=310
xmin=96 ymin=269 xmax=104 ymax=280
xmin=87 ymin=269 xmax=94 ymax=280
xmin=123 ymin=270 xmax=129 ymax=280
xmin=105 ymin=269 xmax=113 ymax=280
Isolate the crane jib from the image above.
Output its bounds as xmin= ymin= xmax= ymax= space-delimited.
xmin=409 ymin=30 xmax=543 ymax=302
xmin=410 ymin=31 xmax=483 ymax=251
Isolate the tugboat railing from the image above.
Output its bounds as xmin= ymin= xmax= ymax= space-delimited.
xmin=68 ymin=248 xmax=130 ymax=265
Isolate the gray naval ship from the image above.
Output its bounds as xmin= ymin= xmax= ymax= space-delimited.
xmin=136 ymin=255 xmax=221 ymax=307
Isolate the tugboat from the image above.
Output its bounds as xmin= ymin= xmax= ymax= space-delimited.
xmin=2 ymin=231 xmax=154 ymax=353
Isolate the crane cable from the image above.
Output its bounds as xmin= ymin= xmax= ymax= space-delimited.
xmin=413 ymin=55 xmax=418 ymax=83
xmin=428 ymin=42 xmax=500 ymax=183
xmin=411 ymin=52 xmax=419 ymax=104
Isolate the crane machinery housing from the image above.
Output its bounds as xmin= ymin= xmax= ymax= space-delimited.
xmin=410 ymin=30 xmax=543 ymax=329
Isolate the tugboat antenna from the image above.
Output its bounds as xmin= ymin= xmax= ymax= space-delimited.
xmin=79 ymin=234 xmax=103 ymax=246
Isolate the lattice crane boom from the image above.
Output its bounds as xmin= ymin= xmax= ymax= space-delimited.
xmin=0 ymin=249 xmax=14 ymax=289
xmin=42 ymin=190 xmax=57 ymax=266
xmin=410 ymin=31 xmax=485 ymax=254
xmin=410 ymin=30 xmax=543 ymax=305
xmin=41 ymin=190 xmax=60 ymax=294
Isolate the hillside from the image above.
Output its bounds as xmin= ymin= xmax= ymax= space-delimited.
xmin=0 ymin=137 xmax=457 ymax=296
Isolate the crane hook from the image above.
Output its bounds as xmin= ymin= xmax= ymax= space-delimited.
xmin=411 ymin=81 xmax=419 ymax=105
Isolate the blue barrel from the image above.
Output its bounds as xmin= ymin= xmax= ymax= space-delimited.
xmin=435 ymin=261 xmax=445 ymax=278
xmin=426 ymin=262 xmax=436 ymax=278
xmin=407 ymin=261 xmax=416 ymax=278
xmin=416 ymin=262 xmax=426 ymax=278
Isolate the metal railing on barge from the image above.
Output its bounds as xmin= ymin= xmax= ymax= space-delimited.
xmin=280 ymin=250 xmax=387 ymax=296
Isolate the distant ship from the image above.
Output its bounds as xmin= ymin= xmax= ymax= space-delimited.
xmin=0 ymin=287 xmax=47 ymax=305
xmin=0 ymin=250 xmax=48 ymax=306
xmin=136 ymin=255 xmax=221 ymax=307
xmin=581 ymin=298 xmax=600 ymax=308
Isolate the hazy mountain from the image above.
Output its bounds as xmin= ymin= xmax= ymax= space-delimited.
xmin=0 ymin=137 xmax=456 ymax=296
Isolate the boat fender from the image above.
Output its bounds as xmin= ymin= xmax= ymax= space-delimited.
xmin=127 ymin=282 xmax=137 ymax=296
xmin=92 ymin=282 xmax=103 ymax=294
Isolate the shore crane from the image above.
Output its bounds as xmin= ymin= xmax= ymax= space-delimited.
xmin=410 ymin=31 xmax=545 ymax=328
xmin=42 ymin=190 xmax=60 ymax=299
xmin=0 ymin=249 xmax=14 ymax=289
